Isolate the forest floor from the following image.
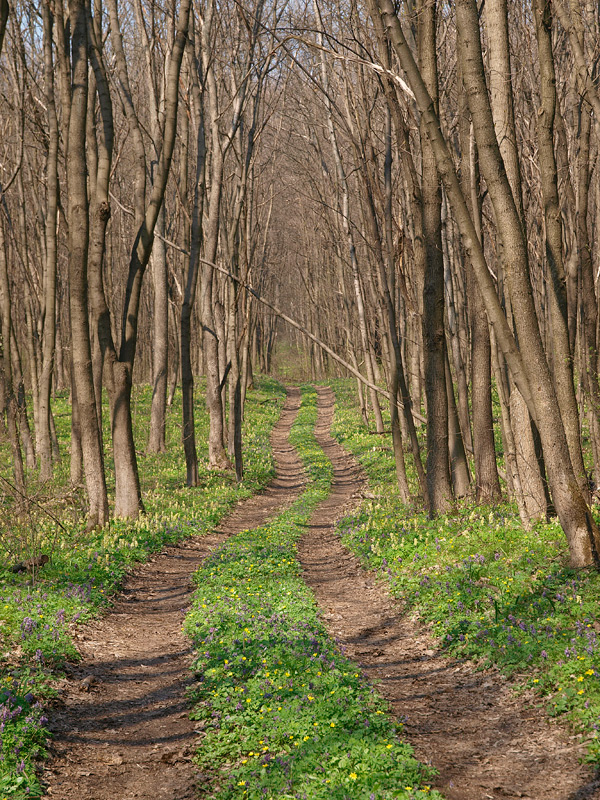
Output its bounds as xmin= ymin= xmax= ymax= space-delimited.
xmin=42 ymin=384 xmax=600 ymax=800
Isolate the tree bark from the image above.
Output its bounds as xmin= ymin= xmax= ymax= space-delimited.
xmin=200 ymin=2 xmax=231 ymax=471
xmin=0 ymin=217 xmax=26 ymax=509
xmin=417 ymin=0 xmax=453 ymax=513
xmin=533 ymin=0 xmax=587 ymax=492
xmin=10 ymin=325 xmax=36 ymax=470
xmin=67 ymin=0 xmax=109 ymax=527
xmin=148 ymin=203 xmax=168 ymax=453
xmin=180 ymin=38 xmax=204 ymax=485
xmin=103 ymin=0 xmax=190 ymax=515
xmin=38 ymin=1 xmax=60 ymax=482
xmin=0 ymin=0 xmax=8 ymax=58
xmin=457 ymin=82 xmax=501 ymax=503
xmin=485 ymin=0 xmax=548 ymax=522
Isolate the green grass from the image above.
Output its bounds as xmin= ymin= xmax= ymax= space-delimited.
xmin=329 ymin=378 xmax=600 ymax=766
xmin=0 ymin=377 xmax=286 ymax=798
xmin=185 ymin=385 xmax=442 ymax=800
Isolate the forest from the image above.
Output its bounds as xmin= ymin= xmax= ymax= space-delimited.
xmin=1 ymin=0 xmax=600 ymax=797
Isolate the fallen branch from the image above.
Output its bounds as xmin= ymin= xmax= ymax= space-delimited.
xmin=198 ymin=257 xmax=427 ymax=426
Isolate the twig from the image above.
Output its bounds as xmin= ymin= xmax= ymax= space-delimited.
xmin=0 ymin=474 xmax=69 ymax=535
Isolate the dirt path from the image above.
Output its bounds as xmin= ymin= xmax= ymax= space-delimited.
xmin=44 ymin=388 xmax=304 ymax=800
xmin=299 ymin=386 xmax=600 ymax=800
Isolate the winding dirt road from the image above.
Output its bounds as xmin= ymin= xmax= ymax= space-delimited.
xmin=43 ymin=384 xmax=600 ymax=800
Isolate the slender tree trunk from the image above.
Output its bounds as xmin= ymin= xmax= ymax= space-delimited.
xmin=180 ymin=30 xmax=205 ymax=486
xmin=148 ymin=203 xmax=168 ymax=452
xmin=457 ymin=86 xmax=501 ymax=503
xmin=104 ymin=0 xmax=190 ymax=514
xmin=141 ymin=0 xmax=170 ymax=455
xmin=491 ymin=332 xmax=530 ymax=524
xmin=485 ymin=0 xmax=548 ymax=521
xmin=383 ymin=114 xmax=429 ymax=505
xmin=168 ymin=297 xmax=180 ymax=407
xmin=0 ymin=0 xmax=8 ymax=58
xmin=200 ymin=5 xmax=231 ymax=470
xmin=226 ymin=281 xmax=243 ymax=482
xmin=445 ymin=349 xmax=471 ymax=497
xmin=38 ymin=1 xmax=59 ymax=481
xmin=67 ymin=0 xmax=109 ymax=527
xmin=10 ymin=326 xmax=36 ymax=469
xmin=0 ymin=218 xmax=26 ymax=508
xmin=70 ymin=369 xmax=83 ymax=486
xmin=442 ymin=199 xmax=472 ymax=456
xmin=574 ymin=107 xmax=600 ymax=480
xmin=417 ymin=0 xmax=453 ymax=513
xmin=533 ymin=0 xmax=587 ymax=493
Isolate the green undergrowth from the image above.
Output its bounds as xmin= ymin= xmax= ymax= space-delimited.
xmin=185 ymin=385 xmax=442 ymax=800
xmin=329 ymin=378 xmax=600 ymax=765
xmin=0 ymin=377 xmax=285 ymax=798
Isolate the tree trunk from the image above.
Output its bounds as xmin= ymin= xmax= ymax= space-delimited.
xmin=445 ymin=350 xmax=471 ymax=497
xmin=67 ymin=0 xmax=109 ymax=527
xmin=0 ymin=217 xmax=26 ymax=508
xmin=417 ymin=0 xmax=453 ymax=514
xmin=38 ymin=1 xmax=59 ymax=482
xmin=457 ymin=86 xmax=501 ymax=503
xmin=485 ymin=0 xmax=548 ymax=522
xmin=148 ymin=203 xmax=168 ymax=453
xmin=533 ymin=0 xmax=587 ymax=493
xmin=10 ymin=326 xmax=36 ymax=470
xmin=70 ymin=368 xmax=83 ymax=486
xmin=200 ymin=4 xmax=231 ymax=471
xmin=103 ymin=0 xmax=190 ymax=514
xmin=180 ymin=27 xmax=205 ymax=486
xmin=574 ymin=106 xmax=600 ymax=481
xmin=456 ymin=0 xmax=599 ymax=564
xmin=0 ymin=0 xmax=8 ymax=58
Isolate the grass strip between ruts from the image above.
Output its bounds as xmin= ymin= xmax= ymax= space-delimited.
xmin=185 ymin=385 xmax=442 ymax=800
xmin=328 ymin=378 xmax=600 ymax=766
xmin=0 ymin=378 xmax=286 ymax=799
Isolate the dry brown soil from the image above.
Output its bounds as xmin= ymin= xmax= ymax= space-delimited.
xmin=299 ymin=385 xmax=600 ymax=800
xmin=42 ymin=383 xmax=600 ymax=800
xmin=43 ymin=388 xmax=304 ymax=800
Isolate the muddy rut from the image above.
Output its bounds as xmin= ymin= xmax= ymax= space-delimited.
xmin=299 ymin=386 xmax=600 ymax=800
xmin=44 ymin=388 xmax=304 ymax=800
xmin=44 ymin=384 xmax=599 ymax=800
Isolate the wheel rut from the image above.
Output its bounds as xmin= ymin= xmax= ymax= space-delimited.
xmin=299 ymin=385 xmax=600 ymax=800
xmin=44 ymin=387 xmax=304 ymax=800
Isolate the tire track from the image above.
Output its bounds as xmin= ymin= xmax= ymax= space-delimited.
xmin=299 ymin=385 xmax=600 ymax=800
xmin=44 ymin=387 xmax=304 ymax=800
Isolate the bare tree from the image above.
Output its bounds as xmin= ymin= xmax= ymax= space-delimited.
xmin=67 ymin=0 xmax=109 ymax=526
